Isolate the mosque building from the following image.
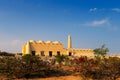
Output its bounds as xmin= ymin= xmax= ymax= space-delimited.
xmin=22 ymin=35 xmax=94 ymax=57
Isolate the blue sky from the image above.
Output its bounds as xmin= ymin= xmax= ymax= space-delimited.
xmin=0 ymin=0 xmax=120 ymax=54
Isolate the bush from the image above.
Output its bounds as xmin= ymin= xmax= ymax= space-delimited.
xmin=0 ymin=54 xmax=53 ymax=78
xmin=55 ymin=55 xmax=68 ymax=66
xmin=73 ymin=56 xmax=120 ymax=80
xmin=0 ymin=52 xmax=15 ymax=56
xmin=0 ymin=54 xmax=73 ymax=78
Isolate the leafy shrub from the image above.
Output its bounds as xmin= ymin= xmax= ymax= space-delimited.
xmin=73 ymin=56 xmax=120 ymax=80
xmin=0 ymin=52 xmax=15 ymax=56
xmin=0 ymin=54 xmax=71 ymax=78
xmin=55 ymin=55 xmax=68 ymax=66
xmin=0 ymin=54 xmax=52 ymax=78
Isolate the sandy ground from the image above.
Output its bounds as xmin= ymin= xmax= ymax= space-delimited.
xmin=15 ymin=76 xmax=83 ymax=80
xmin=16 ymin=77 xmax=120 ymax=80
xmin=1 ymin=75 xmax=120 ymax=80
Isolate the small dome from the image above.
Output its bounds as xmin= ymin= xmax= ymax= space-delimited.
xmin=38 ymin=40 xmax=44 ymax=43
xmin=29 ymin=40 xmax=36 ymax=43
xmin=46 ymin=41 xmax=52 ymax=43
xmin=53 ymin=41 xmax=60 ymax=44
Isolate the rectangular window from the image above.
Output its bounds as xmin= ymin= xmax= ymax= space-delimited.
xmin=69 ymin=52 xmax=72 ymax=56
xmin=40 ymin=51 xmax=45 ymax=56
xmin=49 ymin=51 xmax=52 ymax=57
xmin=57 ymin=51 xmax=60 ymax=56
xmin=31 ymin=51 xmax=35 ymax=56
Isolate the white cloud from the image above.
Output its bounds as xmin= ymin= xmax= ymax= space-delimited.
xmin=83 ymin=18 xmax=118 ymax=31
xmin=89 ymin=8 xmax=120 ymax=13
xmin=89 ymin=8 xmax=97 ymax=12
xmin=89 ymin=8 xmax=106 ymax=12
xmin=111 ymin=8 xmax=120 ymax=13
xmin=84 ymin=19 xmax=109 ymax=27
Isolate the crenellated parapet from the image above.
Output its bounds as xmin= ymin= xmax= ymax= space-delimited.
xmin=27 ymin=40 xmax=62 ymax=45
xmin=22 ymin=36 xmax=94 ymax=57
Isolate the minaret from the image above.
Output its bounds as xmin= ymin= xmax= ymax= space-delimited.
xmin=68 ymin=35 xmax=72 ymax=49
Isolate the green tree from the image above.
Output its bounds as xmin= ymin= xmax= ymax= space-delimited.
xmin=0 ymin=51 xmax=15 ymax=56
xmin=94 ymin=44 xmax=109 ymax=56
xmin=22 ymin=54 xmax=39 ymax=63
xmin=55 ymin=54 xmax=67 ymax=67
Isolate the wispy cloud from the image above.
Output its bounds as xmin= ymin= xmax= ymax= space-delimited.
xmin=89 ymin=8 xmax=97 ymax=12
xmin=84 ymin=19 xmax=109 ymax=27
xmin=89 ymin=8 xmax=120 ymax=13
xmin=111 ymin=8 xmax=120 ymax=13
xmin=83 ymin=18 xmax=118 ymax=31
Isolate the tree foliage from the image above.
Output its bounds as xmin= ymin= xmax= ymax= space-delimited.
xmin=94 ymin=44 xmax=109 ymax=56
xmin=0 ymin=52 xmax=15 ymax=56
xmin=55 ymin=54 xmax=68 ymax=66
xmin=73 ymin=56 xmax=120 ymax=80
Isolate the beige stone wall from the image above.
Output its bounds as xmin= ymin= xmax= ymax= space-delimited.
xmin=30 ymin=42 xmax=66 ymax=56
xmin=22 ymin=38 xmax=94 ymax=57
xmin=73 ymin=49 xmax=94 ymax=57
xmin=22 ymin=40 xmax=67 ymax=56
xmin=66 ymin=48 xmax=94 ymax=57
xmin=22 ymin=44 xmax=26 ymax=54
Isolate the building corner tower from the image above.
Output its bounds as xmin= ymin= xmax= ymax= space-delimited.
xmin=26 ymin=41 xmax=31 ymax=54
xmin=68 ymin=35 xmax=72 ymax=49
